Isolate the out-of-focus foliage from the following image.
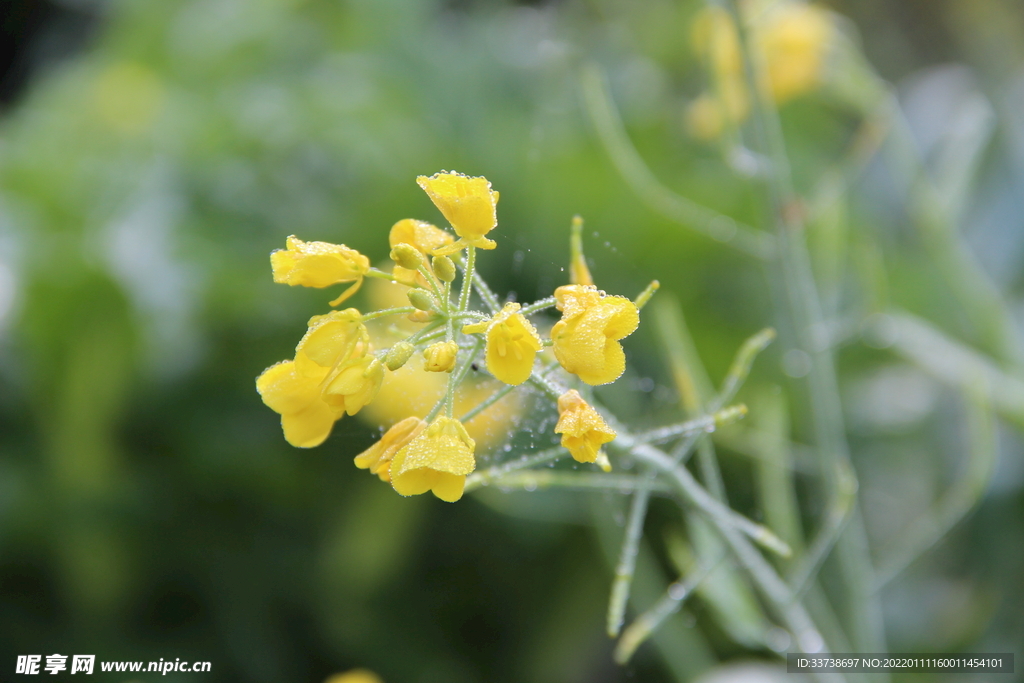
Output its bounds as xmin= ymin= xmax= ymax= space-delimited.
xmin=1 ymin=0 xmax=1023 ymax=681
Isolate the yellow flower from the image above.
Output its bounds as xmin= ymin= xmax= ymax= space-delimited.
xmin=291 ymin=309 xmax=384 ymax=416
xmin=390 ymin=417 xmax=476 ymax=502
xmin=555 ymin=390 xmax=616 ymax=463
xmin=358 ymin=362 xmax=522 ymax=450
xmin=389 ymin=218 xmax=454 ymax=254
xmin=322 ymin=355 xmax=385 ymax=416
xmin=462 ymin=302 xmax=542 ymax=386
xmin=423 ymin=340 xmax=459 ymax=373
xmin=256 ymin=360 xmax=344 ymax=448
xmin=760 ymin=3 xmax=833 ymax=103
xmin=354 ymin=416 xmax=428 ymax=482
xmin=687 ymin=3 xmax=834 ymax=139
xmin=416 ymin=171 xmax=499 ymax=254
xmin=271 ymin=235 xmax=370 ymax=306
xmin=387 ymin=219 xmax=454 ymax=288
xmin=324 ymin=670 xmax=384 ymax=683
xmin=551 ymin=285 xmax=639 ymax=385
xmin=294 ymin=309 xmax=370 ymax=376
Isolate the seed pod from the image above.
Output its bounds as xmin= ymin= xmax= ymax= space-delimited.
xmin=390 ymin=242 xmax=425 ymax=271
xmin=384 ymin=341 xmax=415 ymax=371
xmin=432 ymin=255 xmax=457 ymax=283
xmin=407 ymin=288 xmax=437 ymax=312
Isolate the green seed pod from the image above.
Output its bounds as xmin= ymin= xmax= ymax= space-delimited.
xmin=432 ymin=255 xmax=457 ymax=283
xmin=390 ymin=242 xmax=425 ymax=271
xmin=407 ymin=288 xmax=437 ymax=312
xmin=384 ymin=341 xmax=415 ymax=371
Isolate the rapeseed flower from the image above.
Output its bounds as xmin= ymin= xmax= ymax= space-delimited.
xmin=551 ymin=285 xmax=639 ymax=385
xmin=271 ymin=235 xmax=370 ymax=305
xmin=256 ymin=308 xmax=375 ymax=447
xmin=416 ymin=171 xmax=499 ymax=254
xmin=354 ymin=416 xmax=428 ymax=482
xmin=555 ymin=390 xmax=616 ymax=463
xmin=322 ymin=355 xmax=385 ymax=416
xmin=687 ymin=2 xmax=834 ymax=139
xmin=462 ymin=302 xmax=542 ymax=386
xmin=390 ymin=417 xmax=476 ymax=502
xmin=256 ymin=360 xmax=344 ymax=448
xmin=423 ymin=341 xmax=459 ymax=373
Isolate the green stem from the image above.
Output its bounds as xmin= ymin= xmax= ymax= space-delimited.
xmin=360 ymin=306 xmax=416 ymax=322
xmin=519 ymin=297 xmax=556 ymax=316
xmin=723 ymin=0 xmax=884 ymax=660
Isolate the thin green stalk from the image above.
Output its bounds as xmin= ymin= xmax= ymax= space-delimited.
xmin=519 ymin=297 xmax=556 ymax=316
xmin=464 ymin=446 xmax=564 ymax=491
xmin=459 ymin=245 xmax=476 ymax=314
xmin=360 ymin=306 xmax=417 ymax=322
xmin=874 ymin=389 xmax=997 ymax=588
xmin=619 ymin=439 xmax=838 ymax=675
xmin=581 ymin=64 xmax=775 ymax=260
xmin=609 ymin=325 xmax=771 ymax=637
xmin=480 ymin=470 xmax=675 ymax=495
xmin=636 ymin=405 xmax=748 ymax=444
xmin=723 ymin=0 xmax=884 ymax=659
xmin=614 ymin=553 xmax=725 ymax=664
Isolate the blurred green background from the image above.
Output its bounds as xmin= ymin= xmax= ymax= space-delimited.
xmin=1 ymin=0 xmax=1023 ymax=681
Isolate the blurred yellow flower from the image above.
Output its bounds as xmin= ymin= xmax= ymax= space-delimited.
xmin=760 ymin=2 xmax=834 ymax=103
xmin=423 ymin=341 xmax=459 ymax=373
xmin=416 ymin=171 xmax=499 ymax=253
xmin=324 ymin=670 xmax=384 ymax=683
xmin=687 ymin=2 xmax=834 ymax=139
xmin=354 ymin=416 xmax=428 ymax=482
xmin=256 ymin=360 xmax=343 ymax=448
xmin=555 ymin=390 xmax=616 ymax=463
xmin=271 ymin=235 xmax=370 ymax=305
xmin=551 ymin=285 xmax=639 ymax=385
xmin=358 ymin=363 xmax=521 ymax=449
xmin=463 ymin=302 xmax=542 ymax=386
xmin=390 ymin=417 xmax=476 ymax=502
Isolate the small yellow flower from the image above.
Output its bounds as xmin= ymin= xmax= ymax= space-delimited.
xmin=555 ymin=390 xmax=616 ymax=463
xmin=389 ymin=218 xmax=454 ymax=254
xmin=324 ymin=670 xmax=384 ymax=683
xmin=256 ymin=360 xmax=344 ymax=448
xmin=271 ymin=235 xmax=370 ymax=305
xmin=354 ymin=416 xmax=428 ymax=482
xmin=760 ymin=3 xmax=834 ymax=103
xmin=416 ymin=171 xmax=499 ymax=254
xmin=390 ymin=416 xmax=476 ymax=502
xmin=463 ymin=302 xmax=542 ymax=386
xmin=423 ymin=340 xmax=459 ymax=373
xmin=294 ymin=309 xmax=370 ymax=377
xmin=322 ymin=355 xmax=385 ymax=416
xmin=551 ymin=285 xmax=639 ymax=385
xmin=687 ymin=3 xmax=834 ymax=139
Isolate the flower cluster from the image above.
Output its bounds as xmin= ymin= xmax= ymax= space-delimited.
xmin=686 ymin=1 xmax=836 ymax=140
xmin=257 ymin=171 xmax=643 ymax=502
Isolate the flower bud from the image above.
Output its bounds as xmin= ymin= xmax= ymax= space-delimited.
xmin=423 ymin=341 xmax=459 ymax=373
xmin=390 ymin=242 xmax=425 ymax=271
xmin=407 ymin=289 xmax=437 ymax=312
xmin=432 ymin=255 xmax=456 ymax=283
xmin=384 ymin=341 xmax=416 ymax=371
